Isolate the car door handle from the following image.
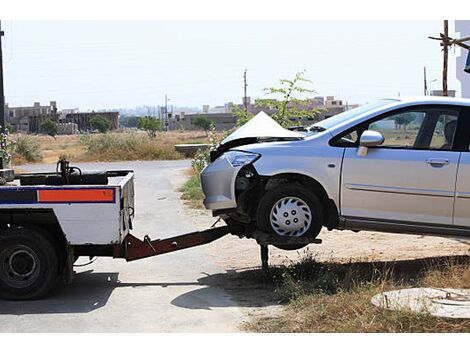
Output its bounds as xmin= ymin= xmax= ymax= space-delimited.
xmin=426 ymin=159 xmax=449 ymax=167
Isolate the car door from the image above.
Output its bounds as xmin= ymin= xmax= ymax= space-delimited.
xmin=339 ymin=106 xmax=461 ymax=226
xmin=453 ymin=107 xmax=470 ymax=227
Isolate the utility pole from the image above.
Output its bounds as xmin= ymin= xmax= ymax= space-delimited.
xmin=442 ymin=20 xmax=449 ymax=96
xmin=424 ymin=66 xmax=428 ymax=96
xmin=243 ymin=69 xmax=247 ymax=113
xmin=164 ymin=94 xmax=169 ymax=132
xmin=0 ymin=21 xmax=6 ymax=171
xmin=429 ymin=20 xmax=470 ymax=97
xmin=0 ymin=21 xmax=5 ymax=135
xmin=0 ymin=20 xmax=13 ymax=179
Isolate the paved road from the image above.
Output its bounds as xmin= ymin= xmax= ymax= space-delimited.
xmin=0 ymin=160 xmax=244 ymax=332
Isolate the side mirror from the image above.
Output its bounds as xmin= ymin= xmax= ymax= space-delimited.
xmin=357 ymin=130 xmax=384 ymax=156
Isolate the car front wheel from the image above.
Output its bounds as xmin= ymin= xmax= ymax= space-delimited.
xmin=256 ymin=184 xmax=323 ymax=249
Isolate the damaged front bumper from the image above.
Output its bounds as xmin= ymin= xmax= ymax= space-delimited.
xmin=201 ymin=156 xmax=243 ymax=210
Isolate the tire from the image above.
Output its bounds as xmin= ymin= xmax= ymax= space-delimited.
xmin=0 ymin=227 xmax=60 ymax=300
xmin=256 ymin=184 xmax=324 ymax=249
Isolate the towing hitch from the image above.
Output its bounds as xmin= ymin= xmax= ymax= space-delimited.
xmin=115 ymin=225 xmax=242 ymax=261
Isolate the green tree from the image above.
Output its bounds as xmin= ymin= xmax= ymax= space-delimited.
xmin=255 ymin=71 xmax=319 ymax=128
xmin=120 ymin=115 xmax=140 ymax=128
xmin=193 ymin=116 xmax=213 ymax=135
xmin=91 ymin=115 xmax=112 ymax=133
xmin=393 ymin=113 xmax=416 ymax=131
xmin=41 ymin=119 xmax=58 ymax=137
xmin=137 ymin=116 xmax=163 ymax=138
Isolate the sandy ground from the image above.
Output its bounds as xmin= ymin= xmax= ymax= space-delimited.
xmin=175 ymin=168 xmax=470 ymax=325
xmin=176 ymin=170 xmax=470 ymax=270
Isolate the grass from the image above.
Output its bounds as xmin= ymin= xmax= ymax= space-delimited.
xmin=9 ymin=130 xmax=211 ymax=165
xmin=179 ymin=170 xmax=204 ymax=208
xmin=243 ymin=255 xmax=470 ymax=333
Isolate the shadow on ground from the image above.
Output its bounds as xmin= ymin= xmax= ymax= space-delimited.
xmin=1 ymin=255 xmax=469 ymax=315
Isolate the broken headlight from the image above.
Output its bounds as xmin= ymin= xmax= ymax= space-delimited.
xmin=221 ymin=151 xmax=260 ymax=168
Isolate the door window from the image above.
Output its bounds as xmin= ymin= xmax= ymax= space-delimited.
xmin=366 ymin=109 xmax=459 ymax=150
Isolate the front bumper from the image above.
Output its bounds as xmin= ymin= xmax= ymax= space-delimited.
xmin=200 ymin=156 xmax=243 ymax=210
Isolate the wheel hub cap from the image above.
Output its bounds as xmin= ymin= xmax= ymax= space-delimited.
xmin=270 ymin=196 xmax=312 ymax=237
xmin=0 ymin=245 xmax=40 ymax=288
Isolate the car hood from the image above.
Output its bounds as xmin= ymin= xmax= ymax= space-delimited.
xmin=211 ymin=111 xmax=304 ymax=161
xmin=221 ymin=111 xmax=304 ymax=145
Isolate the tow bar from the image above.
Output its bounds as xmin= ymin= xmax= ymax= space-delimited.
xmin=114 ymin=225 xmax=242 ymax=261
xmin=113 ymin=224 xmax=322 ymax=272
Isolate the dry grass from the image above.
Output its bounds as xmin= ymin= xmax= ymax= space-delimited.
xmin=243 ymin=255 xmax=470 ymax=333
xmin=10 ymin=130 xmax=211 ymax=165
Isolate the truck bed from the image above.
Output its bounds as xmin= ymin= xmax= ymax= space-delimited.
xmin=0 ymin=170 xmax=135 ymax=245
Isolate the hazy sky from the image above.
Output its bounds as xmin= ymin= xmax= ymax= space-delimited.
xmin=1 ymin=20 xmax=461 ymax=111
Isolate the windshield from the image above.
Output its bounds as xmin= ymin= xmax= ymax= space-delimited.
xmin=308 ymin=99 xmax=398 ymax=132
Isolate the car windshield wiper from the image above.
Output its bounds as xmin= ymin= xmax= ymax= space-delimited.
xmin=309 ymin=126 xmax=327 ymax=132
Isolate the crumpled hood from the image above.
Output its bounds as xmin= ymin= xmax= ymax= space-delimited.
xmin=220 ymin=111 xmax=304 ymax=145
xmin=210 ymin=111 xmax=304 ymax=162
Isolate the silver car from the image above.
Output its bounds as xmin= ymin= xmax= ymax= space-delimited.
xmin=201 ymin=97 xmax=470 ymax=250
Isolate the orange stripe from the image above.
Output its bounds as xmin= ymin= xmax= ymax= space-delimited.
xmin=38 ymin=189 xmax=115 ymax=203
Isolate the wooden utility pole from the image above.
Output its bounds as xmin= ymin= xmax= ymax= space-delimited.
xmin=429 ymin=20 xmax=470 ymax=97
xmin=424 ymin=66 xmax=428 ymax=96
xmin=0 ymin=21 xmax=5 ymax=135
xmin=442 ymin=20 xmax=449 ymax=96
xmin=0 ymin=21 xmax=6 ymax=171
xmin=243 ymin=69 xmax=247 ymax=113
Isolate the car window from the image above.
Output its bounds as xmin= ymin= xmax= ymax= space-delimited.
xmin=367 ymin=109 xmax=459 ymax=150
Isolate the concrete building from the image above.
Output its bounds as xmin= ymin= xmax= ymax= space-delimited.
xmin=5 ymin=101 xmax=58 ymax=133
xmin=65 ymin=111 xmax=119 ymax=132
xmin=4 ymin=101 xmax=119 ymax=134
xmin=456 ymin=20 xmax=470 ymax=99
xmin=169 ymin=95 xmax=357 ymax=131
xmin=430 ymin=90 xmax=456 ymax=97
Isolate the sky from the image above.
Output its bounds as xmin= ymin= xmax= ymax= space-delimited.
xmin=0 ymin=20 xmax=462 ymax=111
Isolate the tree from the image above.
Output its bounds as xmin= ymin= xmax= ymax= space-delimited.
xmin=41 ymin=119 xmax=58 ymax=137
xmin=255 ymin=71 xmax=319 ymax=128
xmin=393 ymin=113 xmax=416 ymax=131
xmin=90 ymin=115 xmax=112 ymax=133
xmin=193 ymin=116 xmax=213 ymax=135
xmin=137 ymin=116 xmax=163 ymax=138
xmin=120 ymin=115 xmax=140 ymax=128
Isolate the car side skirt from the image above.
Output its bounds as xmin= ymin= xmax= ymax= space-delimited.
xmin=340 ymin=216 xmax=470 ymax=237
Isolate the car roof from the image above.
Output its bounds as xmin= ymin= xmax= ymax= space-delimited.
xmin=391 ymin=96 xmax=470 ymax=107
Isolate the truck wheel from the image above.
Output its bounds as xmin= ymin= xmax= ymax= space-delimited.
xmin=256 ymin=184 xmax=323 ymax=249
xmin=0 ymin=227 xmax=60 ymax=300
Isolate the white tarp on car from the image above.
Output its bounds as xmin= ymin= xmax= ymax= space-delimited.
xmin=220 ymin=111 xmax=304 ymax=145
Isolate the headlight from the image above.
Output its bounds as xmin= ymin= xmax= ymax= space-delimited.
xmin=221 ymin=151 xmax=260 ymax=167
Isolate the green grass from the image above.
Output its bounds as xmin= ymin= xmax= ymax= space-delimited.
xmin=179 ymin=172 xmax=204 ymax=208
xmin=243 ymin=255 xmax=470 ymax=333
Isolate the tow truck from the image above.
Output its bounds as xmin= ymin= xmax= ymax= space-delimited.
xmin=0 ymin=159 xmax=320 ymax=300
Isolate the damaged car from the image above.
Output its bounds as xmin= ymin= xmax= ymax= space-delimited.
xmin=201 ymin=97 xmax=470 ymax=250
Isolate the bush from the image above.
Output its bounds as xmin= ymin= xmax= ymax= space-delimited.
xmin=13 ymin=135 xmax=43 ymax=163
xmin=79 ymin=132 xmax=182 ymax=161
xmin=193 ymin=116 xmax=213 ymax=135
xmin=137 ymin=117 xmax=163 ymax=138
xmin=41 ymin=119 xmax=58 ymax=137
xmin=90 ymin=115 xmax=112 ymax=133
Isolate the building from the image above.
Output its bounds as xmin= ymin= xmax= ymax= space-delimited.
xmin=65 ymin=111 xmax=119 ymax=132
xmin=4 ymin=101 xmax=119 ymax=134
xmin=430 ymin=90 xmax=457 ymax=97
xmin=456 ymin=20 xmax=470 ymax=99
xmin=169 ymin=95 xmax=357 ymax=131
xmin=5 ymin=101 xmax=58 ymax=133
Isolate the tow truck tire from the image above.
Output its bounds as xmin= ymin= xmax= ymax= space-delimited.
xmin=0 ymin=227 xmax=60 ymax=300
xmin=256 ymin=184 xmax=323 ymax=250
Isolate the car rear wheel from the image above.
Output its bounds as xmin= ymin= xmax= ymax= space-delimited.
xmin=0 ymin=227 xmax=60 ymax=300
xmin=256 ymin=184 xmax=323 ymax=250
